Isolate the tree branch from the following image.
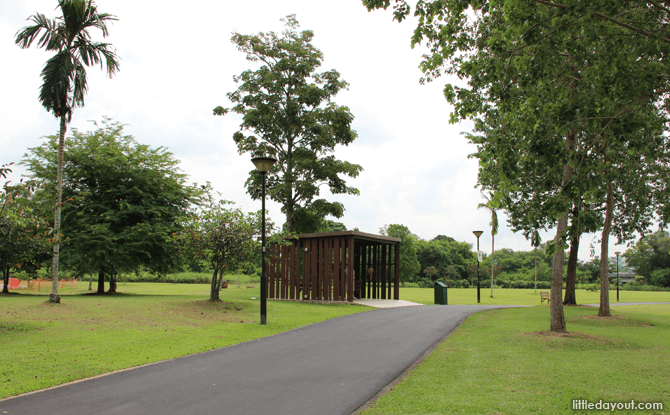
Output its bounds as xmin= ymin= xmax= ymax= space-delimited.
xmin=533 ymin=0 xmax=670 ymax=44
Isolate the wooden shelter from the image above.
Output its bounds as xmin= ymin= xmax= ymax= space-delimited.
xmin=266 ymin=231 xmax=401 ymax=302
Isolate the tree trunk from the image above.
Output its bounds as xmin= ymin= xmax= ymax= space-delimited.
xmin=550 ymin=132 xmax=574 ymax=333
xmin=490 ymin=233 xmax=495 ymax=297
xmin=210 ymin=267 xmax=220 ymax=302
xmin=217 ymin=265 xmax=227 ymax=291
xmin=49 ymin=115 xmax=67 ymax=304
xmin=88 ymin=274 xmax=93 ymax=290
xmin=107 ymin=273 xmax=117 ymax=293
xmin=97 ymin=269 xmax=105 ymax=294
xmin=550 ymin=211 xmax=569 ymax=333
xmin=2 ymin=266 xmax=9 ymax=294
xmin=534 ymin=249 xmax=538 ymax=294
xmin=598 ymin=180 xmax=614 ymax=317
xmin=563 ymin=233 xmax=579 ymax=305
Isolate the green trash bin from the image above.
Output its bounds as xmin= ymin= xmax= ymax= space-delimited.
xmin=434 ymin=281 xmax=448 ymax=305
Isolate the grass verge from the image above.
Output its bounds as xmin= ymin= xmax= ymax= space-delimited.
xmin=361 ymin=304 xmax=670 ymax=414
xmin=0 ymin=283 xmax=367 ymax=399
xmin=398 ymin=287 xmax=670 ymax=305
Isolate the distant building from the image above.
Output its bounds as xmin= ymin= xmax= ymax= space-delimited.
xmin=608 ymin=270 xmax=636 ymax=284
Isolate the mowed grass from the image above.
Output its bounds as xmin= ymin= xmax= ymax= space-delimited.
xmin=362 ymin=304 xmax=670 ymax=415
xmin=398 ymin=287 xmax=670 ymax=305
xmin=0 ymin=283 xmax=368 ymax=399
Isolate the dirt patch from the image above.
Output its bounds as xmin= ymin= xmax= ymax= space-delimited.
xmin=39 ymin=300 xmax=73 ymax=307
xmin=583 ymin=314 xmax=625 ymax=321
xmin=525 ymin=331 xmax=614 ymax=343
xmin=167 ymin=300 xmax=254 ymax=324
xmin=191 ymin=299 xmax=245 ymax=312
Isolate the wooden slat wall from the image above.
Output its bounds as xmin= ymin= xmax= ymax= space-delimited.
xmin=394 ymin=242 xmax=400 ymax=300
xmin=300 ymin=241 xmax=309 ymax=300
xmin=379 ymin=245 xmax=386 ymax=300
xmin=367 ymin=245 xmax=372 ymax=299
xmin=266 ymin=237 xmax=399 ymax=302
xmin=269 ymin=246 xmax=275 ymax=299
xmin=386 ymin=245 xmax=394 ymax=300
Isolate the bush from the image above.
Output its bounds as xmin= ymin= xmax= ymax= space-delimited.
xmin=622 ymin=281 xmax=670 ymax=292
xmin=417 ymin=278 xmax=434 ymax=288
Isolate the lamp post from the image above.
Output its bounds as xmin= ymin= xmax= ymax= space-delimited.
xmin=614 ymin=251 xmax=620 ymax=302
xmin=473 ymin=230 xmax=483 ymax=304
xmin=252 ymin=156 xmax=277 ymax=325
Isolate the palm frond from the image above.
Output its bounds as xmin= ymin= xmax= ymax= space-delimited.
xmin=71 ymin=59 xmax=89 ymax=112
xmin=15 ymin=13 xmax=59 ymax=50
xmin=38 ymin=51 xmax=75 ymax=118
xmin=478 ymin=192 xmax=499 ymax=235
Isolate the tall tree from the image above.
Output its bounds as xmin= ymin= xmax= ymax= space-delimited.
xmin=214 ymin=15 xmax=362 ymax=233
xmin=364 ymin=0 xmax=670 ymax=329
xmin=22 ymin=120 xmax=194 ymax=294
xmin=15 ymin=0 xmax=120 ymax=303
xmin=478 ymin=192 xmax=498 ymax=297
xmin=380 ymin=224 xmax=421 ymax=285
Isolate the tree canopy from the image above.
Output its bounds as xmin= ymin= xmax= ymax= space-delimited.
xmin=214 ymin=15 xmax=362 ymax=233
xmin=22 ymin=120 xmax=196 ymax=293
xmin=380 ymin=224 xmax=420 ymax=284
xmin=180 ymin=190 xmax=264 ymax=302
xmin=363 ymin=0 xmax=670 ymax=328
xmin=624 ymin=231 xmax=670 ymax=288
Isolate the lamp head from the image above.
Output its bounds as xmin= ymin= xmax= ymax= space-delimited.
xmin=614 ymin=251 xmax=621 ymax=257
xmin=473 ymin=230 xmax=484 ymax=238
xmin=251 ymin=156 xmax=277 ymax=173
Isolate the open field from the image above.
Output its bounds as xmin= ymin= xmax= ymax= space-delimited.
xmin=2 ymin=283 xmax=669 ymax=411
xmin=361 ymin=304 xmax=670 ymax=414
xmin=0 ymin=283 xmax=367 ymax=399
xmin=398 ymin=287 xmax=670 ymax=305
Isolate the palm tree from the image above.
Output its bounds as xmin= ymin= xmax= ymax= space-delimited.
xmin=15 ymin=0 xmax=120 ymax=303
xmin=478 ymin=192 xmax=499 ymax=298
xmin=530 ymin=229 xmax=541 ymax=293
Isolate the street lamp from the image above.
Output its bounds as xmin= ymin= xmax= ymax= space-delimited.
xmin=614 ymin=251 xmax=621 ymax=302
xmin=252 ymin=156 xmax=277 ymax=325
xmin=473 ymin=230 xmax=483 ymax=304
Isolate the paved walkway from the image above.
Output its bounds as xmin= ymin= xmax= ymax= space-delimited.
xmin=352 ymin=298 xmax=423 ymax=308
xmin=0 ymin=305 xmax=524 ymax=415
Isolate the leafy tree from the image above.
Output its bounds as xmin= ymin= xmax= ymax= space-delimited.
xmin=380 ymin=224 xmax=420 ymax=284
xmin=478 ymin=192 xmax=499 ymax=297
xmin=364 ymin=0 xmax=670 ymax=329
xmin=1 ymin=179 xmax=51 ymax=294
xmin=15 ymin=0 xmax=120 ymax=303
xmin=181 ymin=196 xmax=262 ymax=302
xmin=22 ymin=120 xmax=195 ymax=294
xmin=624 ymin=231 xmax=670 ymax=287
xmin=214 ymin=15 xmax=362 ymax=233
xmin=416 ymin=236 xmax=475 ymax=282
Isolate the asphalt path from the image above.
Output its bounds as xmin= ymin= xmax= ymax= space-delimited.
xmin=0 ymin=304 xmax=524 ymax=415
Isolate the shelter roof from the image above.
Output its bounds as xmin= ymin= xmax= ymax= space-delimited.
xmin=294 ymin=231 xmax=401 ymax=244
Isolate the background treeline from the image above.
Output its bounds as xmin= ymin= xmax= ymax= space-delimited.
xmin=392 ymin=226 xmax=669 ymax=291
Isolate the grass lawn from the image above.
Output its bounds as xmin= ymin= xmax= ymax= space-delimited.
xmin=361 ymin=304 xmax=670 ymax=415
xmin=0 ymin=282 xmax=368 ymax=399
xmin=2 ymin=283 xmax=669 ymax=411
xmin=398 ymin=286 xmax=670 ymax=305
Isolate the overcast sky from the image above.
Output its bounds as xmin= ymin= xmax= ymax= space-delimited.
xmin=0 ymin=0 xmax=629 ymax=261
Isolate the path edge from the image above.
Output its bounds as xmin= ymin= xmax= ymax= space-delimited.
xmin=349 ymin=310 xmax=471 ymax=415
